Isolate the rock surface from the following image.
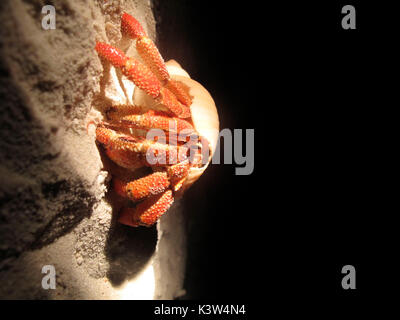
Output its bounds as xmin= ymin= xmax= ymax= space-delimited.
xmin=0 ymin=0 xmax=186 ymax=299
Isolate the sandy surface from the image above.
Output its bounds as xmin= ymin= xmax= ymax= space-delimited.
xmin=0 ymin=0 xmax=186 ymax=299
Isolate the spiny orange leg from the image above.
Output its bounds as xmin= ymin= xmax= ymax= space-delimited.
xmin=114 ymin=160 xmax=191 ymax=227
xmin=95 ymin=125 xmax=189 ymax=169
xmin=95 ymin=124 xmax=193 ymax=227
xmin=105 ymin=147 xmax=147 ymax=170
xmin=167 ymin=160 xmax=191 ymax=191
xmin=106 ymin=106 xmax=196 ymax=142
xmin=113 ymin=159 xmax=190 ymax=202
xmin=96 ymin=125 xmax=191 ymax=227
xmin=108 ymin=146 xmax=192 ymax=228
xmin=95 ymin=42 xmax=190 ymax=118
xmin=114 ymin=171 xmax=170 ymax=201
xmin=121 ymin=12 xmax=192 ymax=107
xmin=118 ymin=190 xmax=174 ymax=227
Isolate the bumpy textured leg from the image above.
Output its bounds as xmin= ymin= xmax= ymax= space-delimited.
xmin=96 ymin=126 xmax=189 ymax=166
xmin=107 ymin=108 xmax=194 ymax=135
xmin=121 ymin=12 xmax=192 ymax=107
xmin=113 ymin=172 xmax=170 ymax=201
xmin=165 ymin=80 xmax=192 ymax=107
xmin=159 ymin=87 xmax=191 ymax=118
xmin=105 ymin=147 xmax=146 ymax=170
xmin=95 ymin=42 xmax=190 ymax=118
xmin=118 ymin=190 xmax=174 ymax=227
xmin=167 ymin=161 xmax=191 ymax=191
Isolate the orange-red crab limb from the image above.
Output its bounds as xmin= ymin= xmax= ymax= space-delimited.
xmin=95 ymin=126 xmax=189 ymax=168
xmin=121 ymin=12 xmax=192 ymax=107
xmin=106 ymin=107 xmax=196 ymax=139
xmin=118 ymin=190 xmax=174 ymax=227
xmin=113 ymin=160 xmax=190 ymax=202
xmin=95 ymin=125 xmax=194 ymax=227
xmin=95 ymin=42 xmax=190 ymax=119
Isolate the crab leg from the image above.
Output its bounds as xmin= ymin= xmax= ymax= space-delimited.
xmin=113 ymin=156 xmax=190 ymax=202
xmin=96 ymin=125 xmax=188 ymax=167
xmin=108 ymin=108 xmax=194 ymax=133
xmin=105 ymin=147 xmax=147 ymax=170
xmin=95 ymin=42 xmax=191 ymax=118
xmin=121 ymin=12 xmax=192 ymax=107
xmin=167 ymin=160 xmax=191 ymax=191
xmin=105 ymin=104 xmax=143 ymax=118
xmin=114 ymin=172 xmax=170 ymax=201
xmin=106 ymin=108 xmax=196 ymax=143
xmin=118 ymin=189 xmax=174 ymax=227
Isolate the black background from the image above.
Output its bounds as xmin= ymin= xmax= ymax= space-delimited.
xmin=154 ymin=0 xmax=398 ymax=309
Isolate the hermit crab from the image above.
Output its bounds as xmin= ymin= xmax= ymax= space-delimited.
xmin=93 ymin=13 xmax=219 ymax=227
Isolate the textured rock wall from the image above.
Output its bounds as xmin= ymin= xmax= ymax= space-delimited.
xmin=0 ymin=0 xmax=186 ymax=299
